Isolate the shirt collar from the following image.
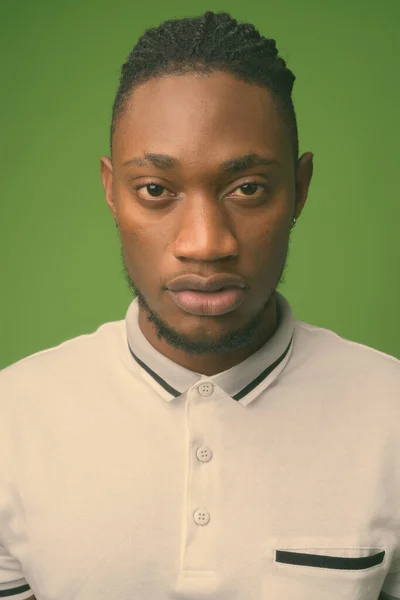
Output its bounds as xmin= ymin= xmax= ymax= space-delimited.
xmin=125 ymin=291 xmax=295 ymax=406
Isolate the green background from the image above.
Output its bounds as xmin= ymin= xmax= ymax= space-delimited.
xmin=1 ymin=0 xmax=399 ymax=370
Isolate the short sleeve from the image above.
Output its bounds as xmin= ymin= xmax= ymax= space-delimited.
xmin=0 ymin=542 xmax=32 ymax=599
xmin=0 ymin=368 xmax=33 ymax=599
xmin=381 ymin=557 xmax=400 ymax=599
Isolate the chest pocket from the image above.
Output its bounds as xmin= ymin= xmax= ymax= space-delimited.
xmin=261 ymin=539 xmax=388 ymax=600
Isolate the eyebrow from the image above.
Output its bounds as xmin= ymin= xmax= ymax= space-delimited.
xmin=121 ymin=152 xmax=279 ymax=173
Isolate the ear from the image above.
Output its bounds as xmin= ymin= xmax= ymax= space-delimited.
xmin=100 ymin=156 xmax=117 ymax=223
xmin=294 ymin=152 xmax=314 ymax=219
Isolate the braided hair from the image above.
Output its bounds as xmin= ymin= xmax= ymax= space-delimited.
xmin=110 ymin=10 xmax=298 ymax=162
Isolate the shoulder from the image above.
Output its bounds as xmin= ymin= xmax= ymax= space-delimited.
xmin=295 ymin=319 xmax=400 ymax=377
xmin=294 ymin=320 xmax=400 ymax=408
xmin=0 ymin=318 xmax=125 ymax=391
xmin=0 ymin=319 xmax=126 ymax=436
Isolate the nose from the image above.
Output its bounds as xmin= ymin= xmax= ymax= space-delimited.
xmin=172 ymin=194 xmax=239 ymax=262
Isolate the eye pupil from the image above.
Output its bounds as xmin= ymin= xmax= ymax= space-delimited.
xmin=241 ymin=183 xmax=258 ymax=195
xmin=148 ymin=184 xmax=164 ymax=197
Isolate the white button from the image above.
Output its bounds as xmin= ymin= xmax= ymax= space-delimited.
xmin=196 ymin=446 xmax=213 ymax=462
xmin=198 ymin=382 xmax=214 ymax=396
xmin=193 ymin=509 xmax=210 ymax=525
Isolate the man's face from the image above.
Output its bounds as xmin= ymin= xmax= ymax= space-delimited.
xmin=101 ymin=71 xmax=313 ymax=373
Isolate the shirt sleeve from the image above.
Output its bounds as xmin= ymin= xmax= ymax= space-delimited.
xmin=381 ymin=557 xmax=400 ymax=599
xmin=0 ymin=542 xmax=33 ymax=599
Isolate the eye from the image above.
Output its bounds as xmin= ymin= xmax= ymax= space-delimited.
xmin=133 ymin=181 xmax=268 ymax=202
xmin=232 ymin=182 xmax=266 ymax=198
xmin=134 ymin=183 xmax=168 ymax=200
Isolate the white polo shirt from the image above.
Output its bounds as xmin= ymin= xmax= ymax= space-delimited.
xmin=1 ymin=291 xmax=400 ymax=600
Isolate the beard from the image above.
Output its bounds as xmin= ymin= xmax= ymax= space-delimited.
xmin=118 ymin=236 xmax=291 ymax=357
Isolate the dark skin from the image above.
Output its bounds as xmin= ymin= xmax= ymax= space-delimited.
xmin=100 ymin=71 xmax=313 ymax=376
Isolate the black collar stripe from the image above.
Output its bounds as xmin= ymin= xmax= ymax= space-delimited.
xmin=127 ymin=345 xmax=182 ymax=397
xmin=127 ymin=335 xmax=293 ymax=401
xmin=232 ymin=335 xmax=293 ymax=400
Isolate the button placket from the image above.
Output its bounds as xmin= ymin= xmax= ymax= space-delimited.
xmin=193 ymin=381 xmax=214 ymax=527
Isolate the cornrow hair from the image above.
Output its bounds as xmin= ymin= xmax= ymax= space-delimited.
xmin=110 ymin=10 xmax=299 ymax=162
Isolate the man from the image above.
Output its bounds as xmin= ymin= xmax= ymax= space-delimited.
xmin=1 ymin=9 xmax=399 ymax=600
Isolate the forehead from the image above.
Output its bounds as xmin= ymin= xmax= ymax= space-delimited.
xmin=114 ymin=71 xmax=290 ymax=165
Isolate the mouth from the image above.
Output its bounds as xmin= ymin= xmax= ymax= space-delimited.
xmin=167 ymin=288 xmax=245 ymax=316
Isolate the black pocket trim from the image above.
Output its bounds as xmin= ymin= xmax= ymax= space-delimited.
xmin=275 ymin=549 xmax=385 ymax=570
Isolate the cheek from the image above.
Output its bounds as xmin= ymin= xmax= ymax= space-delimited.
xmin=246 ymin=212 xmax=290 ymax=276
xmin=120 ymin=218 xmax=168 ymax=283
xmin=249 ymin=203 xmax=289 ymax=251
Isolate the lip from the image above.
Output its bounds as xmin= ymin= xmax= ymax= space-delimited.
xmin=166 ymin=273 xmax=246 ymax=293
xmin=167 ymin=288 xmax=245 ymax=316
